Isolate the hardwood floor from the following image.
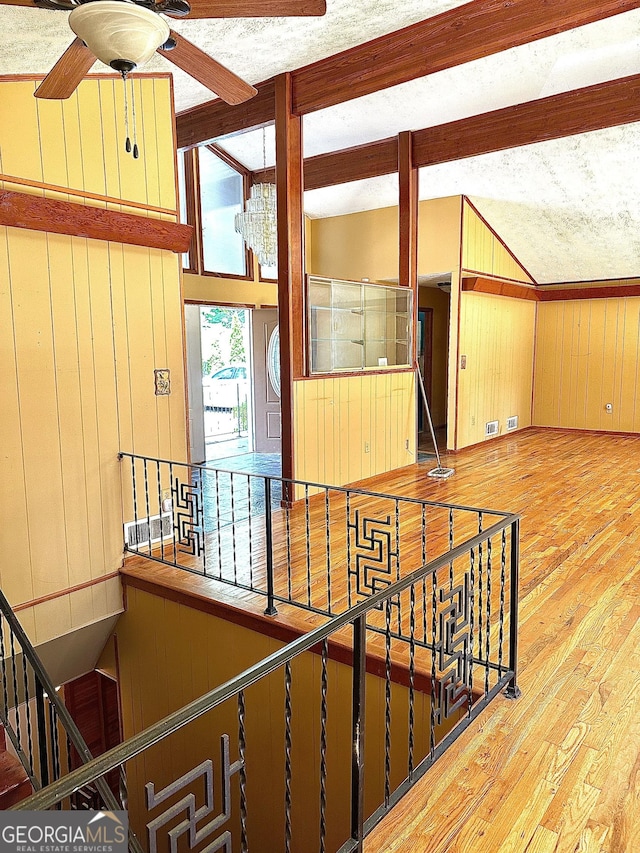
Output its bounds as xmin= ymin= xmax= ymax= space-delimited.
xmin=364 ymin=428 xmax=640 ymax=853
xmin=123 ymin=427 xmax=640 ymax=852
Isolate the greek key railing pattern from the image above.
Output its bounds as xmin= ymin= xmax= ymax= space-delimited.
xmin=348 ymin=508 xmax=399 ymax=602
xmin=146 ymin=736 xmax=242 ymax=853
xmin=119 ymin=453 xmax=512 ymax=626
xmin=435 ymin=573 xmax=471 ymax=723
xmin=172 ymin=476 xmax=205 ymax=559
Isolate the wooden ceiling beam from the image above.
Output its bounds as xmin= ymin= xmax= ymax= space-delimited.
xmin=462 ymin=277 xmax=538 ymax=300
xmin=251 ymin=136 xmax=397 ymax=189
xmin=291 ymin=0 xmax=640 ymax=114
xmin=538 ymin=283 xmax=640 ymax=301
xmin=176 ymin=79 xmax=275 ymax=149
xmin=412 ymin=73 xmax=640 ymax=167
xmin=176 ymin=0 xmax=640 ymax=144
xmin=248 ymin=74 xmax=640 ymax=191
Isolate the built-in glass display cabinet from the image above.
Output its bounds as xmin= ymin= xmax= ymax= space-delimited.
xmin=307 ymin=275 xmax=413 ymax=374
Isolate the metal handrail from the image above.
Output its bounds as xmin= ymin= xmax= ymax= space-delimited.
xmin=118 ymin=451 xmax=511 ymax=518
xmin=0 ymin=591 xmax=143 ymax=852
xmin=15 ymin=512 xmax=519 ymax=811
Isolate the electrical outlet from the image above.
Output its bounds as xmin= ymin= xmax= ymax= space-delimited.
xmin=471 ymin=415 xmax=476 ymax=426
xmin=364 ymin=442 xmax=370 ymax=453
xmin=161 ymin=488 xmax=172 ymax=512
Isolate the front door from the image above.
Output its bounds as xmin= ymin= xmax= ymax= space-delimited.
xmin=251 ymin=309 xmax=281 ymax=453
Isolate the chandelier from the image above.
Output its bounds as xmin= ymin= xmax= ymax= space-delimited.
xmin=234 ymin=129 xmax=277 ymax=267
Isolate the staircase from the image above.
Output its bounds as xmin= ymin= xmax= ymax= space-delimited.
xmin=0 ymin=588 xmax=131 ymax=824
xmin=0 ymin=727 xmax=31 ymax=808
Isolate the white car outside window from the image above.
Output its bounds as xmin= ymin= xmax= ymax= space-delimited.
xmin=203 ymin=366 xmax=247 ymax=410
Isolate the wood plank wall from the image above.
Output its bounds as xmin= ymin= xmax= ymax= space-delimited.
xmin=455 ymin=199 xmax=537 ymax=449
xmin=0 ymin=78 xmax=176 ymax=213
xmin=301 ymin=198 xmax=463 ymax=481
xmin=461 ymin=199 xmax=534 ymax=284
xmin=0 ymin=78 xmax=186 ymax=645
xmin=533 ymin=297 xmax=640 ymax=431
xmin=293 ymin=371 xmax=416 ymax=488
xmin=457 ymin=293 xmax=536 ymax=448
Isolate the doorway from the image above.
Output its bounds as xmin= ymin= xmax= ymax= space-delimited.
xmin=184 ymin=304 xmax=281 ymax=474
xmin=417 ymin=282 xmax=450 ymax=456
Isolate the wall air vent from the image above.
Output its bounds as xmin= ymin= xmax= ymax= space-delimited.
xmin=485 ymin=420 xmax=499 ymax=437
xmin=506 ymin=416 xmax=518 ymax=431
xmin=124 ymin=512 xmax=172 ymax=550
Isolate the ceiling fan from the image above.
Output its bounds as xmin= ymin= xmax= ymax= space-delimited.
xmin=4 ymin=0 xmax=326 ymax=105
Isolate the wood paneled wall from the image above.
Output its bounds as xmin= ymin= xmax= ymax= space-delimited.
xmin=454 ymin=199 xmax=536 ymax=449
xmin=301 ymin=199 xmax=462 ymax=480
xmin=0 ymin=77 xmax=185 ymax=645
xmin=533 ymin=297 xmax=640 ymax=431
xmin=456 ymin=293 xmax=536 ymax=448
xmin=461 ymin=199 xmax=534 ymax=284
xmin=293 ymin=372 xmax=416 ymax=487
xmin=116 ymin=585 xmax=448 ymax=853
xmin=0 ymin=78 xmax=176 ymax=213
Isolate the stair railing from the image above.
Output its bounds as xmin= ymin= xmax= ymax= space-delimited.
xmin=0 ymin=590 xmax=143 ymax=852
xmin=14 ymin=513 xmax=521 ymax=852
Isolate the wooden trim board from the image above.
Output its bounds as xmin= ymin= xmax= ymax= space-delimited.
xmin=0 ymin=189 xmax=192 ymax=253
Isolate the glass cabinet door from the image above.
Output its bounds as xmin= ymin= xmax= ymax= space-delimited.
xmin=307 ymin=276 xmax=413 ymax=374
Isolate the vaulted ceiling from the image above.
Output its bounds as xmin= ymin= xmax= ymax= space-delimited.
xmin=1 ymin=0 xmax=639 ymax=283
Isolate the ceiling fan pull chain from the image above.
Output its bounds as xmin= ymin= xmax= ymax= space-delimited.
xmin=131 ymin=76 xmax=139 ymax=160
xmin=122 ymin=72 xmax=131 ymax=155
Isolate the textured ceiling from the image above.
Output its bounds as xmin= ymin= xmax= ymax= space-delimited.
xmin=1 ymin=1 xmax=639 ymax=282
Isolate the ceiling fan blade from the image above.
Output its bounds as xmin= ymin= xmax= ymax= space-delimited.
xmin=185 ymin=0 xmax=325 ymax=18
xmin=35 ymin=38 xmax=95 ymax=100
xmin=160 ymin=32 xmax=257 ymax=105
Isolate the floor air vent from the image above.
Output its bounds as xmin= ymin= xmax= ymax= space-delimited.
xmin=124 ymin=513 xmax=172 ymax=549
xmin=485 ymin=420 xmax=499 ymax=437
xmin=507 ymin=416 xmax=518 ymax=431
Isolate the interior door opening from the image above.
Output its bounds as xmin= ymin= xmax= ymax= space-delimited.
xmin=417 ymin=280 xmax=450 ymax=457
xmin=184 ymin=303 xmax=281 ymax=474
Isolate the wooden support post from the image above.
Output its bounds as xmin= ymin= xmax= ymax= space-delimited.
xmin=398 ymin=130 xmax=418 ymax=365
xmin=275 ymin=73 xmax=305 ymax=486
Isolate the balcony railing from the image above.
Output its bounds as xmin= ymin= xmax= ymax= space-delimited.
xmin=118 ymin=452 xmax=513 ymax=621
xmin=16 ymin=498 xmax=520 ymax=852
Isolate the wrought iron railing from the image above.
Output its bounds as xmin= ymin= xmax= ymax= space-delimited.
xmin=15 ymin=514 xmax=520 ymax=853
xmin=0 ymin=589 xmax=134 ymax=817
xmin=118 ymin=452 xmax=513 ymax=619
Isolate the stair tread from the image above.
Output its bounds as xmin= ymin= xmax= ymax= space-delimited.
xmin=0 ymin=750 xmax=30 ymax=795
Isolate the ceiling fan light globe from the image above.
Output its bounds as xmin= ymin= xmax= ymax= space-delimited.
xmin=69 ymin=1 xmax=170 ymax=70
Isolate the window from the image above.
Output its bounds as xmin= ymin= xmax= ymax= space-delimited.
xmin=260 ymin=262 xmax=278 ymax=281
xmin=199 ymin=146 xmax=248 ymax=277
xmin=176 ymin=150 xmax=193 ymax=271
